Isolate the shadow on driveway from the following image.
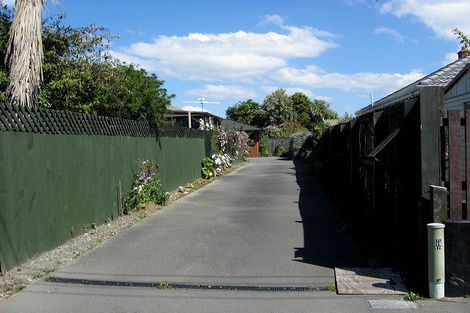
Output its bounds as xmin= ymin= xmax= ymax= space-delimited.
xmin=291 ymin=159 xmax=365 ymax=269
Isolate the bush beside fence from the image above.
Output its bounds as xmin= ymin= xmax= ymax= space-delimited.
xmin=0 ymin=104 xmax=211 ymax=271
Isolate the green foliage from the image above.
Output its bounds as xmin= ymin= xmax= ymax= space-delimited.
xmin=0 ymin=10 xmax=173 ymax=122
xmin=324 ymin=284 xmax=337 ymax=292
xmin=0 ymin=5 xmax=11 ymax=102
xmin=210 ymin=130 xmax=221 ymax=155
xmin=404 ymin=291 xmax=424 ymax=302
xmin=123 ymin=160 xmax=167 ymax=214
xmin=259 ymin=135 xmax=270 ymax=157
xmin=273 ymin=144 xmax=288 ymax=157
xmin=290 ymin=92 xmax=312 ymax=127
xmin=201 ymin=157 xmax=216 ymax=179
xmin=340 ymin=112 xmax=354 ymax=123
xmin=311 ymin=99 xmax=339 ymax=122
xmin=453 ymin=28 xmax=470 ymax=50
xmin=262 ymin=88 xmax=294 ymax=127
xmin=225 ymin=90 xmax=340 ymax=141
xmin=226 ymin=99 xmax=263 ymax=126
xmin=282 ymin=119 xmax=309 ymax=137
xmin=82 ymin=223 xmax=96 ymax=232
xmin=289 ymin=131 xmax=312 ymax=159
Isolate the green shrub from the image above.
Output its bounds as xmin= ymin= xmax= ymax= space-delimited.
xmin=273 ymin=144 xmax=288 ymax=157
xmin=123 ymin=160 xmax=167 ymax=214
xmin=289 ymin=131 xmax=312 ymax=159
xmin=201 ymin=157 xmax=216 ymax=179
xmin=259 ymin=135 xmax=271 ymax=157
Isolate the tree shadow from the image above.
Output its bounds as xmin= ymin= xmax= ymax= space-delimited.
xmin=292 ymin=159 xmax=365 ymax=269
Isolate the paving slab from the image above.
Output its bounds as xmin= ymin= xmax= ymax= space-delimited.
xmin=336 ymin=268 xmax=408 ymax=295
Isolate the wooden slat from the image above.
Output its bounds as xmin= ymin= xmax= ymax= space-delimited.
xmin=466 ymin=110 xmax=470 ymax=220
xmin=448 ymin=110 xmax=462 ymax=220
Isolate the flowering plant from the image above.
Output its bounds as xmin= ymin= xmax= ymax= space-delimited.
xmin=123 ymin=160 xmax=168 ymax=213
xmin=217 ymin=129 xmax=249 ymax=157
xmin=212 ymin=153 xmax=232 ymax=174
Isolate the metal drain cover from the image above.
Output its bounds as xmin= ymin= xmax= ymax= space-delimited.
xmin=46 ymin=276 xmax=330 ymax=292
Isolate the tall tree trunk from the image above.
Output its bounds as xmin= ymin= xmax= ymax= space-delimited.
xmin=5 ymin=0 xmax=44 ymax=108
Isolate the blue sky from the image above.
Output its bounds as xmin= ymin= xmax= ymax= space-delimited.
xmin=6 ymin=0 xmax=470 ymax=117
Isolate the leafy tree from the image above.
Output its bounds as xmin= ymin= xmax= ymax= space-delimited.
xmin=93 ymin=64 xmax=171 ymax=124
xmin=5 ymin=0 xmax=44 ymax=107
xmin=303 ymin=99 xmax=340 ymax=141
xmin=311 ymin=99 xmax=339 ymax=123
xmin=0 ymin=10 xmax=173 ymax=123
xmin=226 ymin=99 xmax=262 ymax=125
xmin=290 ymin=91 xmax=313 ymax=128
xmin=261 ymin=88 xmax=293 ymax=127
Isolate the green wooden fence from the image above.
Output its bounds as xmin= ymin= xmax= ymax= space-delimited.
xmin=0 ymin=104 xmax=211 ymax=271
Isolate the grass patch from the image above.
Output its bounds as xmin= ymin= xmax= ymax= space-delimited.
xmin=156 ymin=281 xmax=172 ymax=289
xmin=308 ymin=284 xmax=337 ymax=292
xmin=404 ymin=291 xmax=424 ymax=302
xmin=324 ymin=284 xmax=337 ymax=292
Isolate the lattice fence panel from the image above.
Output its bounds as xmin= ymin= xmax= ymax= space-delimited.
xmin=0 ymin=104 xmax=209 ymax=140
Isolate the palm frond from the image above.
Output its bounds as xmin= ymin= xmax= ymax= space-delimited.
xmin=5 ymin=0 xmax=44 ymax=108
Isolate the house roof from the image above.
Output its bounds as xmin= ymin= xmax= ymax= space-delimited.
xmin=445 ymin=63 xmax=470 ymax=93
xmin=165 ymin=105 xmax=223 ymax=120
xmin=356 ymin=55 xmax=470 ymax=116
xmin=221 ymin=119 xmax=262 ymax=131
xmin=167 ymin=104 xmax=186 ymax=112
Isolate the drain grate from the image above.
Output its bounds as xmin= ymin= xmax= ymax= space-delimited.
xmin=46 ymin=276 xmax=331 ymax=292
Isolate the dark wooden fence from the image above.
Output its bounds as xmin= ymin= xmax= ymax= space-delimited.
xmin=314 ymin=86 xmax=470 ymax=293
xmin=313 ymin=87 xmax=452 ymax=274
xmin=442 ymin=110 xmax=470 ymax=221
xmin=314 ymin=97 xmax=425 ymax=269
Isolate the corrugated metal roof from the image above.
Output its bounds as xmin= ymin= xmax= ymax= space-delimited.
xmin=356 ymin=55 xmax=470 ymax=116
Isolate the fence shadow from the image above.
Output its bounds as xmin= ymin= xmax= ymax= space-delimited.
xmin=292 ymin=160 xmax=365 ymax=269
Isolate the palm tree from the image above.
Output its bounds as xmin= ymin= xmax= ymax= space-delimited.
xmin=5 ymin=0 xmax=44 ymax=108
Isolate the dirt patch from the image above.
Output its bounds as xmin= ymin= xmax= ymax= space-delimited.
xmin=0 ymin=161 xmax=247 ymax=298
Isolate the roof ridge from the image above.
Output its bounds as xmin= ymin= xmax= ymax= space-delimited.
xmin=356 ymin=55 xmax=470 ymax=115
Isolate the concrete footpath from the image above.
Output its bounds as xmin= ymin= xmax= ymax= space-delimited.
xmin=1 ymin=158 xmax=468 ymax=312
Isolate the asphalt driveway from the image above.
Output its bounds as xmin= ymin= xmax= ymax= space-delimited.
xmin=2 ymin=158 xmax=468 ymax=313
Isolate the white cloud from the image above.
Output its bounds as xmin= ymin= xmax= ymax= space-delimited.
xmin=259 ymin=14 xmax=285 ymax=27
xmin=261 ymin=85 xmax=314 ymax=97
xmin=275 ymin=65 xmax=425 ymax=94
xmin=185 ymin=85 xmax=257 ymax=100
xmin=379 ymin=0 xmax=470 ymax=39
xmin=374 ymin=27 xmax=405 ymax=43
xmin=443 ymin=51 xmax=458 ymax=65
xmin=316 ymin=95 xmax=334 ymax=103
xmin=285 ymin=87 xmax=314 ymax=97
xmin=112 ymin=19 xmax=336 ymax=81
